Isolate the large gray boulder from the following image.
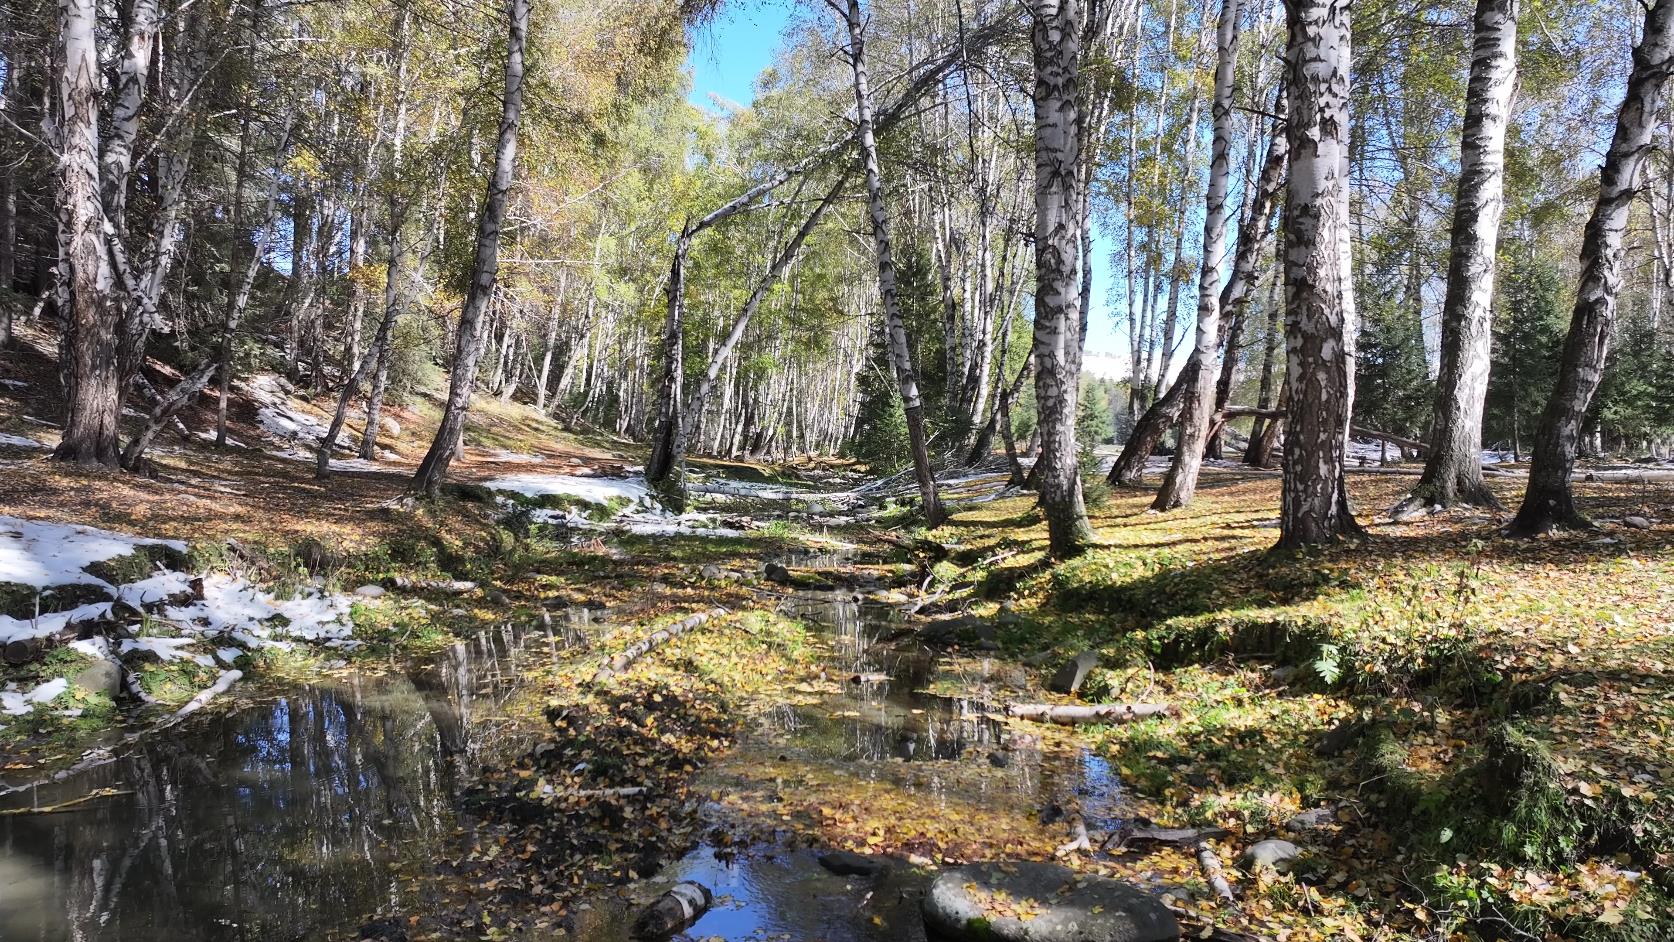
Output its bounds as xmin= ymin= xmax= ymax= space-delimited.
xmin=924 ymin=862 xmax=1180 ymax=942
xmin=1048 ymin=651 xmax=1100 ymax=695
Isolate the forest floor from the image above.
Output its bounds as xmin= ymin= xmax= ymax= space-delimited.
xmin=3 ymin=324 xmax=1672 ymax=941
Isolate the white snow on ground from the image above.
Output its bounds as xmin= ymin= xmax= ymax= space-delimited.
xmin=0 ymin=513 xmax=361 ymax=728
xmin=0 ymin=602 xmax=116 ymax=644
xmin=524 ymin=505 xmax=749 ymax=539
xmin=0 ymin=678 xmax=68 ymax=716
xmin=0 ymin=433 xmax=46 ymax=449
xmin=487 ymin=473 xmax=653 ymax=507
xmin=0 ymin=516 xmax=185 ymax=593
xmin=160 ymin=572 xmax=355 ymax=645
xmin=687 ymin=478 xmax=821 ymax=500
xmin=268 ymin=446 xmax=385 ymax=472
xmin=116 ymin=570 xmax=193 ymax=608
xmin=120 ymin=636 xmax=214 ymax=667
xmin=484 ymin=449 xmax=544 ymax=463
xmin=0 ymin=378 xmax=27 ymax=388
xmin=191 ymin=427 xmax=250 ymax=449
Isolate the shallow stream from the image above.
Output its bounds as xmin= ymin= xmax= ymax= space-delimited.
xmin=0 ymin=557 xmax=1127 ymax=942
xmin=0 ymin=617 xmax=588 ymax=941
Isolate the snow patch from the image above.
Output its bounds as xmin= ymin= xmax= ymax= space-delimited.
xmin=0 ymin=602 xmax=116 ymax=644
xmin=0 ymin=678 xmax=69 ymax=716
xmin=487 ymin=473 xmax=652 ymax=507
xmin=0 ymin=515 xmax=184 ymax=592
xmin=0 ymin=433 xmax=46 ymax=449
xmin=484 ymin=449 xmax=544 ymax=463
xmin=121 ymin=636 xmax=213 ymax=666
xmin=160 ymin=572 xmax=354 ymax=643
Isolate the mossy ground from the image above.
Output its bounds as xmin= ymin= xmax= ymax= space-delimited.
xmin=924 ymin=467 xmax=1674 ymax=940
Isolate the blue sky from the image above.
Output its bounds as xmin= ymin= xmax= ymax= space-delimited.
xmin=684 ymin=2 xmax=1133 ymax=373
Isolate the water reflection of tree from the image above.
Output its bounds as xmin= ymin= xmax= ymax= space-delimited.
xmin=0 ymin=629 xmax=531 ymax=942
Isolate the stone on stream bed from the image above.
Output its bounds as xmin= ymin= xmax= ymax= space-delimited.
xmin=1048 ymin=651 xmax=1101 ymax=694
xmin=1240 ymin=839 xmax=1300 ymax=872
xmin=817 ymin=849 xmax=889 ymax=877
xmin=923 ymin=862 xmax=1180 ymax=942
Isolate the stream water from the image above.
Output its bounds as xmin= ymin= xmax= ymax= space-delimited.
xmin=567 ymin=589 xmax=1130 ymax=942
xmin=0 ymin=559 xmax=1127 ymax=942
xmin=0 ymin=618 xmax=586 ymax=942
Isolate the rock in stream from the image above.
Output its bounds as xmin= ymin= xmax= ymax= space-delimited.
xmin=923 ymin=861 xmax=1180 ymax=942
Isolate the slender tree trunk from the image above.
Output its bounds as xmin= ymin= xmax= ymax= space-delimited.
xmin=1507 ymin=0 xmax=1674 ymax=535
xmin=1029 ymin=0 xmax=1093 ymax=556
xmin=1277 ymin=0 xmax=1363 ymax=548
xmin=1245 ymin=273 xmax=1283 ymax=463
xmin=842 ymin=0 xmax=944 ymax=527
xmin=52 ymin=0 xmax=123 ymax=468
xmin=1154 ymin=0 xmax=1241 ymax=510
xmin=1108 ymin=83 xmax=1288 ymax=487
xmin=319 ymin=199 xmax=407 ymax=478
xmin=412 ymin=0 xmax=528 ymax=496
xmin=678 ymin=174 xmax=847 ymax=466
xmin=1397 ymin=0 xmax=1518 ymax=516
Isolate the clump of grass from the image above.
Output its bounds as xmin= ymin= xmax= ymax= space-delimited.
xmin=1476 ymin=723 xmax=1586 ymax=867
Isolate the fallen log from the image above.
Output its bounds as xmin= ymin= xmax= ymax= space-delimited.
xmin=4 ymin=629 xmax=74 ymax=666
xmin=591 ymin=608 xmax=728 ymax=684
xmin=1195 ymin=840 xmax=1237 ymax=906
xmin=1582 ymin=468 xmax=1674 ymax=483
xmin=175 ymin=669 xmax=242 ymax=719
xmin=632 ymin=881 xmax=713 ymax=939
xmin=1005 ymin=702 xmax=1173 ymax=725
xmin=1221 ymin=406 xmax=1428 ymax=457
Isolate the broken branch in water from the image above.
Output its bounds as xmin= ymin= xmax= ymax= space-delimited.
xmin=0 ymin=787 xmax=133 ymax=815
xmin=1004 ymin=702 xmax=1174 ymax=725
xmin=590 ymin=608 xmax=728 ymax=684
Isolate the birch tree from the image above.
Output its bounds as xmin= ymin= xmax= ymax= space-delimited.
xmin=1153 ymin=0 xmax=1241 ymax=511
xmin=1393 ymin=0 xmax=1518 ymax=517
xmin=1029 ymin=0 xmax=1094 ymax=556
xmin=50 ymin=0 xmax=121 ymax=466
xmin=1506 ymin=0 xmax=1674 ymax=536
xmin=837 ymin=0 xmax=944 ymax=527
xmin=412 ymin=0 xmax=529 ymax=496
xmin=1277 ymin=0 xmax=1362 ymax=548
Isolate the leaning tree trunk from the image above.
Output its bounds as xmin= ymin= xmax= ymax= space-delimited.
xmin=1277 ymin=0 xmax=1363 ymax=548
xmin=843 ymin=0 xmax=944 ymax=527
xmin=677 ymin=174 xmax=848 ymax=468
xmin=1507 ymin=0 xmax=1674 ymax=536
xmin=1107 ymin=83 xmax=1288 ymax=488
xmin=318 ymin=199 xmax=407 ymax=479
xmin=1154 ymin=0 xmax=1242 ymax=511
xmin=412 ymin=0 xmax=528 ymax=497
xmin=52 ymin=0 xmax=123 ymax=468
xmin=1029 ymin=0 xmax=1093 ymax=556
xmin=1396 ymin=0 xmax=1519 ymax=517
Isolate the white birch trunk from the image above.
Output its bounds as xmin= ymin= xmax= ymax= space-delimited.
xmin=1277 ymin=0 xmax=1363 ymax=547
xmin=1399 ymin=0 xmax=1518 ymax=515
xmin=1155 ymin=0 xmax=1241 ymax=510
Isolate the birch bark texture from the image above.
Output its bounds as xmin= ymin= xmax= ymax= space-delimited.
xmin=841 ymin=0 xmax=944 ymax=527
xmin=412 ymin=0 xmax=528 ymax=496
xmin=52 ymin=0 xmax=121 ymax=467
xmin=1507 ymin=0 xmax=1674 ymax=536
xmin=1154 ymin=0 xmax=1242 ymax=510
xmin=1029 ymin=0 xmax=1094 ymax=556
xmin=1397 ymin=0 xmax=1518 ymax=516
xmin=1278 ymin=0 xmax=1363 ymax=547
